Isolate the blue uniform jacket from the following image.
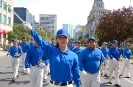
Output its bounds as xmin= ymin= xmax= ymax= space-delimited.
xmin=7 ymin=46 xmax=23 ymax=57
xmin=72 ymin=48 xmax=83 ymax=56
xmin=30 ymin=42 xmax=34 ymax=47
xmin=20 ymin=42 xmax=30 ymax=53
xmin=109 ymin=47 xmax=121 ymax=60
xmin=25 ymin=45 xmax=48 ymax=68
xmin=123 ymin=48 xmax=132 ymax=59
xmin=30 ymin=29 xmax=80 ymax=87
xmin=101 ymin=47 xmax=109 ymax=58
xmin=79 ymin=47 xmax=105 ymax=74
xmin=51 ymin=43 xmax=56 ymax=47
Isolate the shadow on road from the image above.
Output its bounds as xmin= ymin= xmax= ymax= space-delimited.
xmin=0 ymin=72 xmax=13 ymax=74
xmin=8 ymin=80 xmax=30 ymax=85
xmin=100 ymin=82 xmax=115 ymax=87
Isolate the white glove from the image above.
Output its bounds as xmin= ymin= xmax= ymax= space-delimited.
xmin=81 ymin=70 xmax=87 ymax=76
xmin=7 ymin=55 xmax=10 ymax=58
xmin=125 ymin=58 xmax=128 ymax=60
xmin=112 ymin=58 xmax=117 ymax=61
xmin=25 ymin=68 xmax=30 ymax=74
xmin=23 ymin=21 xmax=32 ymax=30
xmin=39 ymin=63 xmax=45 ymax=67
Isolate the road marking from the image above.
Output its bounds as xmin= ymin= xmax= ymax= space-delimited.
xmin=123 ymin=78 xmax=133 ymax=84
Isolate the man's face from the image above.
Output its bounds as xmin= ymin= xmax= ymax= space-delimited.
xmin=112 ymin=43 xmax=118 ymax=48
xmin=13 ymin=42 xmax=18 ymax=46
xmin=76 ymin=43 xmax=80 ymax=48
xmin=103 ymin=44 xmax=107 ymax=48
xmin=87 ymin=40 xmax=96 ymax=49
xmin=22 ymin=38 xmax=27 ymax=42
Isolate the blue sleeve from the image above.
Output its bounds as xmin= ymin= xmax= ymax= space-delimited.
xmin=101 ymin=52 xmax=105 ymax=66
xmin=123 ymin=49 xmax=127 ymax=58
xmin=79 ymin=51 xmax=84 ymax=71
xmin=18 ymin=47 xmax=23 ymax=57
xmin=109 ymin=48 xmax=113 ymax=59
xmin=30 ymin=29 xmax=54 ymax=58
xmin=27 ymin=43 xmax=30 ymax=50
xmin=107 ymin=49 xmax=109 ymax=57
xmin=72 ymin=56 xmax=81 ymax=87
xmin=42 ymin=54 xmax=49 ymax=65
xmin=7 ymin=47 xmax=11 ymax=56
xmin=25 ymin=48 xmax=31 ymax=68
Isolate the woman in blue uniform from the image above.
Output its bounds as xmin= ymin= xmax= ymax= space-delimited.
xmin=23 ymin=22 xmax=80 ymax=87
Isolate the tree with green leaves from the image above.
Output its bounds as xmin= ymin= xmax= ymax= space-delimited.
xmin=97 ymin=7 xmax=133 ymax=43
xmin=7 ymin=24 xmax=55 ymax=43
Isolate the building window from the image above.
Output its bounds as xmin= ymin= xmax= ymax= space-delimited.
xmin=8 ymin=4 xmax=11 ymax=13
xmin=3 ymin=15 xmax=6 ymax=24
xmin=0 ymin=13 xmax=2 ymax=22
xmin=8 ymin=17 xmax=11 ymax=25
xmin=3 ymin=3 xmax=7 ymax=10
xmin=0 ymin=0 xmax=2 ymax=7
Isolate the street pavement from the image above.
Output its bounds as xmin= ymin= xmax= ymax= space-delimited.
xmin=0 ymin=48 xmax=133 ymax=87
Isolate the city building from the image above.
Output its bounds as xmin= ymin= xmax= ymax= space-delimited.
xmin=73 ymin=24 xmax=84 ymax=39
xmin=29 ymin=13 xmax=33 ymax=25
xmin=0 ymin=0 xmax=14 ymax=45
xmin=14 ymin=7 xmax=29 ymax=24
xmin=62 ymin=24 xmax=74 ymax=38
xmin=85 ymin=0 xmax=110 ymax=36
xmin=39 ymin=14 xmax=57 ymax=35
xmin=34 ymin=22 xmax=39 ymax=29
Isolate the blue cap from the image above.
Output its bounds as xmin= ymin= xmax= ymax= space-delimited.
xmin=56 ymin=29 xmax=69 ymax=38
xmin=76 ymin=40 xmax=81 ymax=44
xmin=22 ymin=36 xmax=27 ymax=39
xmin=126 ymin=42 xmax=131 ymax=46
xmin=103 ymin=42 xmax=107 ymax=45
xmin=112 ymin=40 xmax=118 ymax=44
xmin=87 ymin=36 xmax=95 ymax=42
xmin=13 ymin=39 xmax=18 ymax=42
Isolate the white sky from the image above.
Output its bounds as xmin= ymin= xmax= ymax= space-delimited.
xmin=14 ymin=0 xmax=132 ymax=29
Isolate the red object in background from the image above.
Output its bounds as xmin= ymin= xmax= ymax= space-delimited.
xmin=76 ymin=32 xmax=78 ymax=34
xmin=0 ymin=29 xmax=3 ymax=34
xmin=3 ymin=30 xmax=7 ymax=34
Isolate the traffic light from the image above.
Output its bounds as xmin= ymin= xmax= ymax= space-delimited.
xmin=40 ymin=28 xmax=44 ymax=32
xmin=81 ymin=27 xmax=85 ymax=32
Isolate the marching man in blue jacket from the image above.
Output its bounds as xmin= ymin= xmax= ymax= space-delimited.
xmin=72 ymin=40 xmax=83 ymax=56
xmin=7 ymin=39 xmax=23 ymax=82
xmin=101 ymin=42 xmax=109 ymax=77
xmin=23 ymin=21 xmax=81 ymax=87
xmin=108 ymin=40 xmax=121 ymax=87
xmin=20 ymin=36 xmax=30 ymax=73
xmin=25 ymin=40 xmax=47 ymax=87
xmin=120 ymin=42 xmax=132 ymax=78
xmin=79 ymin=36 xmax=105 ymax=87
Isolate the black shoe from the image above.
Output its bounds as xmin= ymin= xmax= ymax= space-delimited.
xmin=108 ymin=82 xmax=112 ymax=84
xmin=124 ymin=76 xmax=130 ymax=78
xmin=119 ymin=74 xmax=122 ymax=77
xmin=16 ymin=75 xmax=19 ymax=78
xmin=101 ymin=73 xmax=103 ymax=75
xmin=115 ymin=84 xmax=121 ymax=87
xmin=104 ymin=74 xmax=107 ymax=76
xmin=43 ymin=79 xmax=47 ymax=83
xmin=12 ymin=77 xmax=15 ymax=82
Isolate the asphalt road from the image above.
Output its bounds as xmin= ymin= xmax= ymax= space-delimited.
xmin=0 ymin=49 xmax=133 ymax=87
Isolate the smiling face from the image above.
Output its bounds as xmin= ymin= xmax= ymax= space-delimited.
xmin=56 ymin=35 xmax=69 ymax=47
